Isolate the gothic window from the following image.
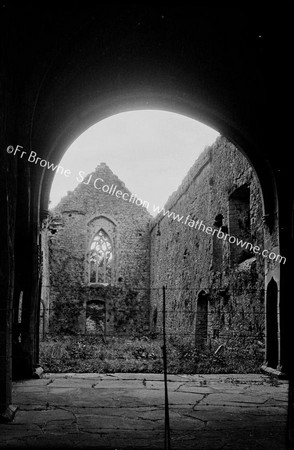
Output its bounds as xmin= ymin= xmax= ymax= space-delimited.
xmin=89 ymin=229 xmax=113 ymax=284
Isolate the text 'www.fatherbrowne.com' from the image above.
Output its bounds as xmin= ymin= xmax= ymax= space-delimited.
xmin=153 ymin=205 xmax=286 ymax=265
xmin=6 ymin=145 xmax=286 ymax=265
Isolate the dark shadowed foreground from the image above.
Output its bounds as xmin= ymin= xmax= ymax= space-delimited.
xmin=0 ymin=373 xmax=288 ymax=449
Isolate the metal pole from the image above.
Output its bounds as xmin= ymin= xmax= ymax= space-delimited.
xmin=162 ymin=285 xmax=171 ymax=450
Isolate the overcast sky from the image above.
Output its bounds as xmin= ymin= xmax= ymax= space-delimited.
xmin=49 ymin=110 xmax=219 ymax=215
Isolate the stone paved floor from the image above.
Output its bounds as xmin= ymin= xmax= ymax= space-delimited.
xmin=0 ymin=373 xmax=289 ymax=449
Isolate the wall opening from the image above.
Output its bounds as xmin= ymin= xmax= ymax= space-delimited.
xmin=228 ymin=184 xmax=251 ymax=264
xmin=89 ymin=229 xmax=113 ymax=285
xmin=195 ymin=291 xmax=208 ymax=349
xmin=266 ymin=278 xmax=279 ymax=369
xmin=212 ymin=214 xmax=224 ymax=271
xmin=86 ymin=300 xmax=106 ymax=336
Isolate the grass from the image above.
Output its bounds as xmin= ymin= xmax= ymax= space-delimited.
xmin=39 ymin=334 xmax=263 ymax=374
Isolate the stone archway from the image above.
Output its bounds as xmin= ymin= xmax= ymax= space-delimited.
xmin=2 ymin=10 xmax=292 ymax=440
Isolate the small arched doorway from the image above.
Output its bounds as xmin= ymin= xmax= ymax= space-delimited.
xmin=266 ymin=278 xmax=279 ymax=369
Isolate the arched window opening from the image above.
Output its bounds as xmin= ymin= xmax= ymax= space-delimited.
xmin=89 ymin=229 xmax=113 ymax=284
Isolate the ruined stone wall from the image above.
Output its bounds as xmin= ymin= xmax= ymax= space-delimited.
xmin=208 ymin=138 xmax=265 ymax=352
xmin=150 ymin=137 xmax=265 ymax=355
xmin=46 ymin=163 xmax=151 ymax=336
xmin=150 ymin=149 xmax=213 ymax=335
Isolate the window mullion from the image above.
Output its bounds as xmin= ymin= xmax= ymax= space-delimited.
xmin=89 ymin=229 xmax=113 ymax=285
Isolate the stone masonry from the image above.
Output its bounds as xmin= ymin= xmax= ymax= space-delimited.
xmin=43 ymin=163 xmax=151 ymax=337
xmin=150 ymin=136 xmax=265 ymax=357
